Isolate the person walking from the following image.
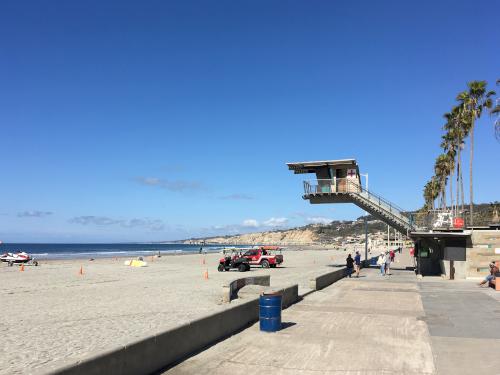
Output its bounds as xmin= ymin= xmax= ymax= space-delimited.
xmin=346 ymin=254 xmax=354 ymax=278
xmin=377 ymin=252 xmax=386 ymax=276
xmin=385 ymin=251 xmax=392 ymax=275
xmin=354 ymin=251 xmax=361 ymax=278
xmin=389 ymin=249 xmax=395 ymax=262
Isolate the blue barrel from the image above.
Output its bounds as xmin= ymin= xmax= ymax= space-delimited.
xmin=259 ymin=293 xmax=282 ymax=332
xmin=370 ymin=257 xmax=377 ymax=265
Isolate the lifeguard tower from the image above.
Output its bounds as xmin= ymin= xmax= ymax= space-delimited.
xmin=287 ymin=159 xmax=415 ymax=235
xmin=287 ymin=159 xmax=500 ymax=280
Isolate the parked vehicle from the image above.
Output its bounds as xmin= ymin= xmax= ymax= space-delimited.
xmin=0 ymin=251 xmax=38 ymax=266
xmin=218 ymin=250 xmax=250 ymax=272
xmin=242 ymin=246 xmax=284 ymax=268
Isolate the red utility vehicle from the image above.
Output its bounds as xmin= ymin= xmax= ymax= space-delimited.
xmin=242 ymin=246 xmax=283 ymax=268
xmin=217 ymin=249 xmax=250 ymax=272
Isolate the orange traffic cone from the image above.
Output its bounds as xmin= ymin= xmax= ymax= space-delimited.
xmin=20 ymin=264 xmax=25 ymax=272
xmin=203 ymin=269 xmax=209 ymax=280
xmin=79 ymin=265 xmax=84 ymax=276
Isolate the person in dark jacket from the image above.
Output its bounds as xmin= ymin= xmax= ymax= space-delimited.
xmin=346 ymin=254 xmax=354 ymax=278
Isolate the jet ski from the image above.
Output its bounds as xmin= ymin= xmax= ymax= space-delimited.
xmin=0 ymin=251 xmax=32 ymax=264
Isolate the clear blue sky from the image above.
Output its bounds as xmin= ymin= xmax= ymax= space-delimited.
xmin=1 ymin=1 xmax=498 ymax=242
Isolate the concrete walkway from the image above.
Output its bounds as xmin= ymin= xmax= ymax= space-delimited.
xmin=164 ymin=265 xmax=500 ymax=375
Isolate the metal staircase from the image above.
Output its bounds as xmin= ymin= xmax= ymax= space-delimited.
xmin=302 ymin=179 xmax=415 ymax=235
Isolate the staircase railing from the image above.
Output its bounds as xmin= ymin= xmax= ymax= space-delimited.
xmin=347 ymin=180 xmax=415 ymax=229
xmin=348 ymin=181 xmax=405 ymax=216
xmin=302 ymin=179 xmax=415 ymax=230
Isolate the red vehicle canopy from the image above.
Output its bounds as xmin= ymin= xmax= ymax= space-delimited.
xmin=258 ymin=246 xmax=281 ymax=251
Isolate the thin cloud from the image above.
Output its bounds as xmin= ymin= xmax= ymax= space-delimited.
xmin=135 ymin=177 xmax=204 ymax=192
xmin=18 ymin=211 xmax=53 ymax=218
xmin=69 ymin=216 xmax=165 ymax=231
xmin=205 ymin=217 xmax=289 ymax=236
xmin=206 ymin=219 xmax=258 ymax=234
xmin=306 ymin=216 xmax=333 ymax=225
xmin=242 ymin=219 xmax=259 ymax=227
xmin=219 ymin=194 xmax=254 ymax=200
xmin=208 ymin=224 xmax=242 ymax=235
xmin=262 ymin=217 xmax=289 ymax=228
xmin=68 ymin=216 xmax=121 ymax=226
xmin=292 ymin=212 xmax=333 ymax=225
xmin=121 ymin=218 xmax=165 ymax=231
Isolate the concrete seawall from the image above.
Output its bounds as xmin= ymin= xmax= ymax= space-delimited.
xmin=40 ymin=283 xmax=299 ymax=375
xmin=309 ymin=267 xmax=346 ymax=290
xmin=222 ymin=275 xmax=271 ymax=302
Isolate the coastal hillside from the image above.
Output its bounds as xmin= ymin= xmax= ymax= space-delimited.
xmin=181 ymin=203 xmax=499 ymax=246
xmin=181 ymin=219 xmax=388 ymax=246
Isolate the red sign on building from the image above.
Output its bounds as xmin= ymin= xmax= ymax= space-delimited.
xmin=453 ymin=217 xmax=464 ymax=228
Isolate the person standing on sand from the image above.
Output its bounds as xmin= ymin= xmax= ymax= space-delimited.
xmin=354 ymin=251 xmax=361 ymax=278
xmin=346 ymin=254 xmax=354 ymax=278
xmin=377 ymin=252 xmax=386 ymax=276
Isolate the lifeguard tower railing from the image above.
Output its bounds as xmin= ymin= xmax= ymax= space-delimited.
xmin=303 ymin=178 xmax=416 ymax=235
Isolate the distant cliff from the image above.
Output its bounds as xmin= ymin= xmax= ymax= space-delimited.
xmin=180 ymin=219 xmax=388 ymax=246
xmin=182 ymin=226 xmax=319 ymax=245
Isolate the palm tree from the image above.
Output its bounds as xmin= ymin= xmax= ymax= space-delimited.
xmin=491 ymin=79 xmax=500 ymax=140
xmin=440 ymin=133 xmax=456 ymax=214
xmin=423 ymin=176 xmax=440 ymax=210
xmin=423 ymin=180 xmax=435 ymax=210
xmin=443 ymin=105 xmax=467 ymax=213
xmin=431 ymin=176 xmax=440 ymax=208
xmin=456 ymin=81 xmax=496 ymax=224
xmin=434 ymin=154 xmax=450 ymax=209
xmin=423 ymin=181 xmax=433 ymax=210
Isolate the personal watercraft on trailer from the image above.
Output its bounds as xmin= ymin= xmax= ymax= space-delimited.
xmin=0 ymin=251 xmax=32 ymax=264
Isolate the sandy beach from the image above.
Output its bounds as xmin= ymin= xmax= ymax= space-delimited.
xmin=0 ymin=247 xmax=380 ymax=374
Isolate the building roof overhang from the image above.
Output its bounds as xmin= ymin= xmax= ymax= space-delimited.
xmin=410 ymin=231 xmax=472 ymax=239
xmin=286 ymin=159 xmax=358 ymax=174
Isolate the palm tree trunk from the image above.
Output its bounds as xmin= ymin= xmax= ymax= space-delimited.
xmin=456 ymin=146 xmax=460 ymax=216
xmin=442 ymin=180 xmax=446 ymax=210
xmin=460 ymin=159 xmax=465 ymax=212
xmin=449 ymin=167 xmax=454 ymax=215
xmin=469 ymin=120 xmax=474 ymax=225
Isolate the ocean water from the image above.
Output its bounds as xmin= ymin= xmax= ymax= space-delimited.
xmin=0 ymin=243 xmax=245 ymax=260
